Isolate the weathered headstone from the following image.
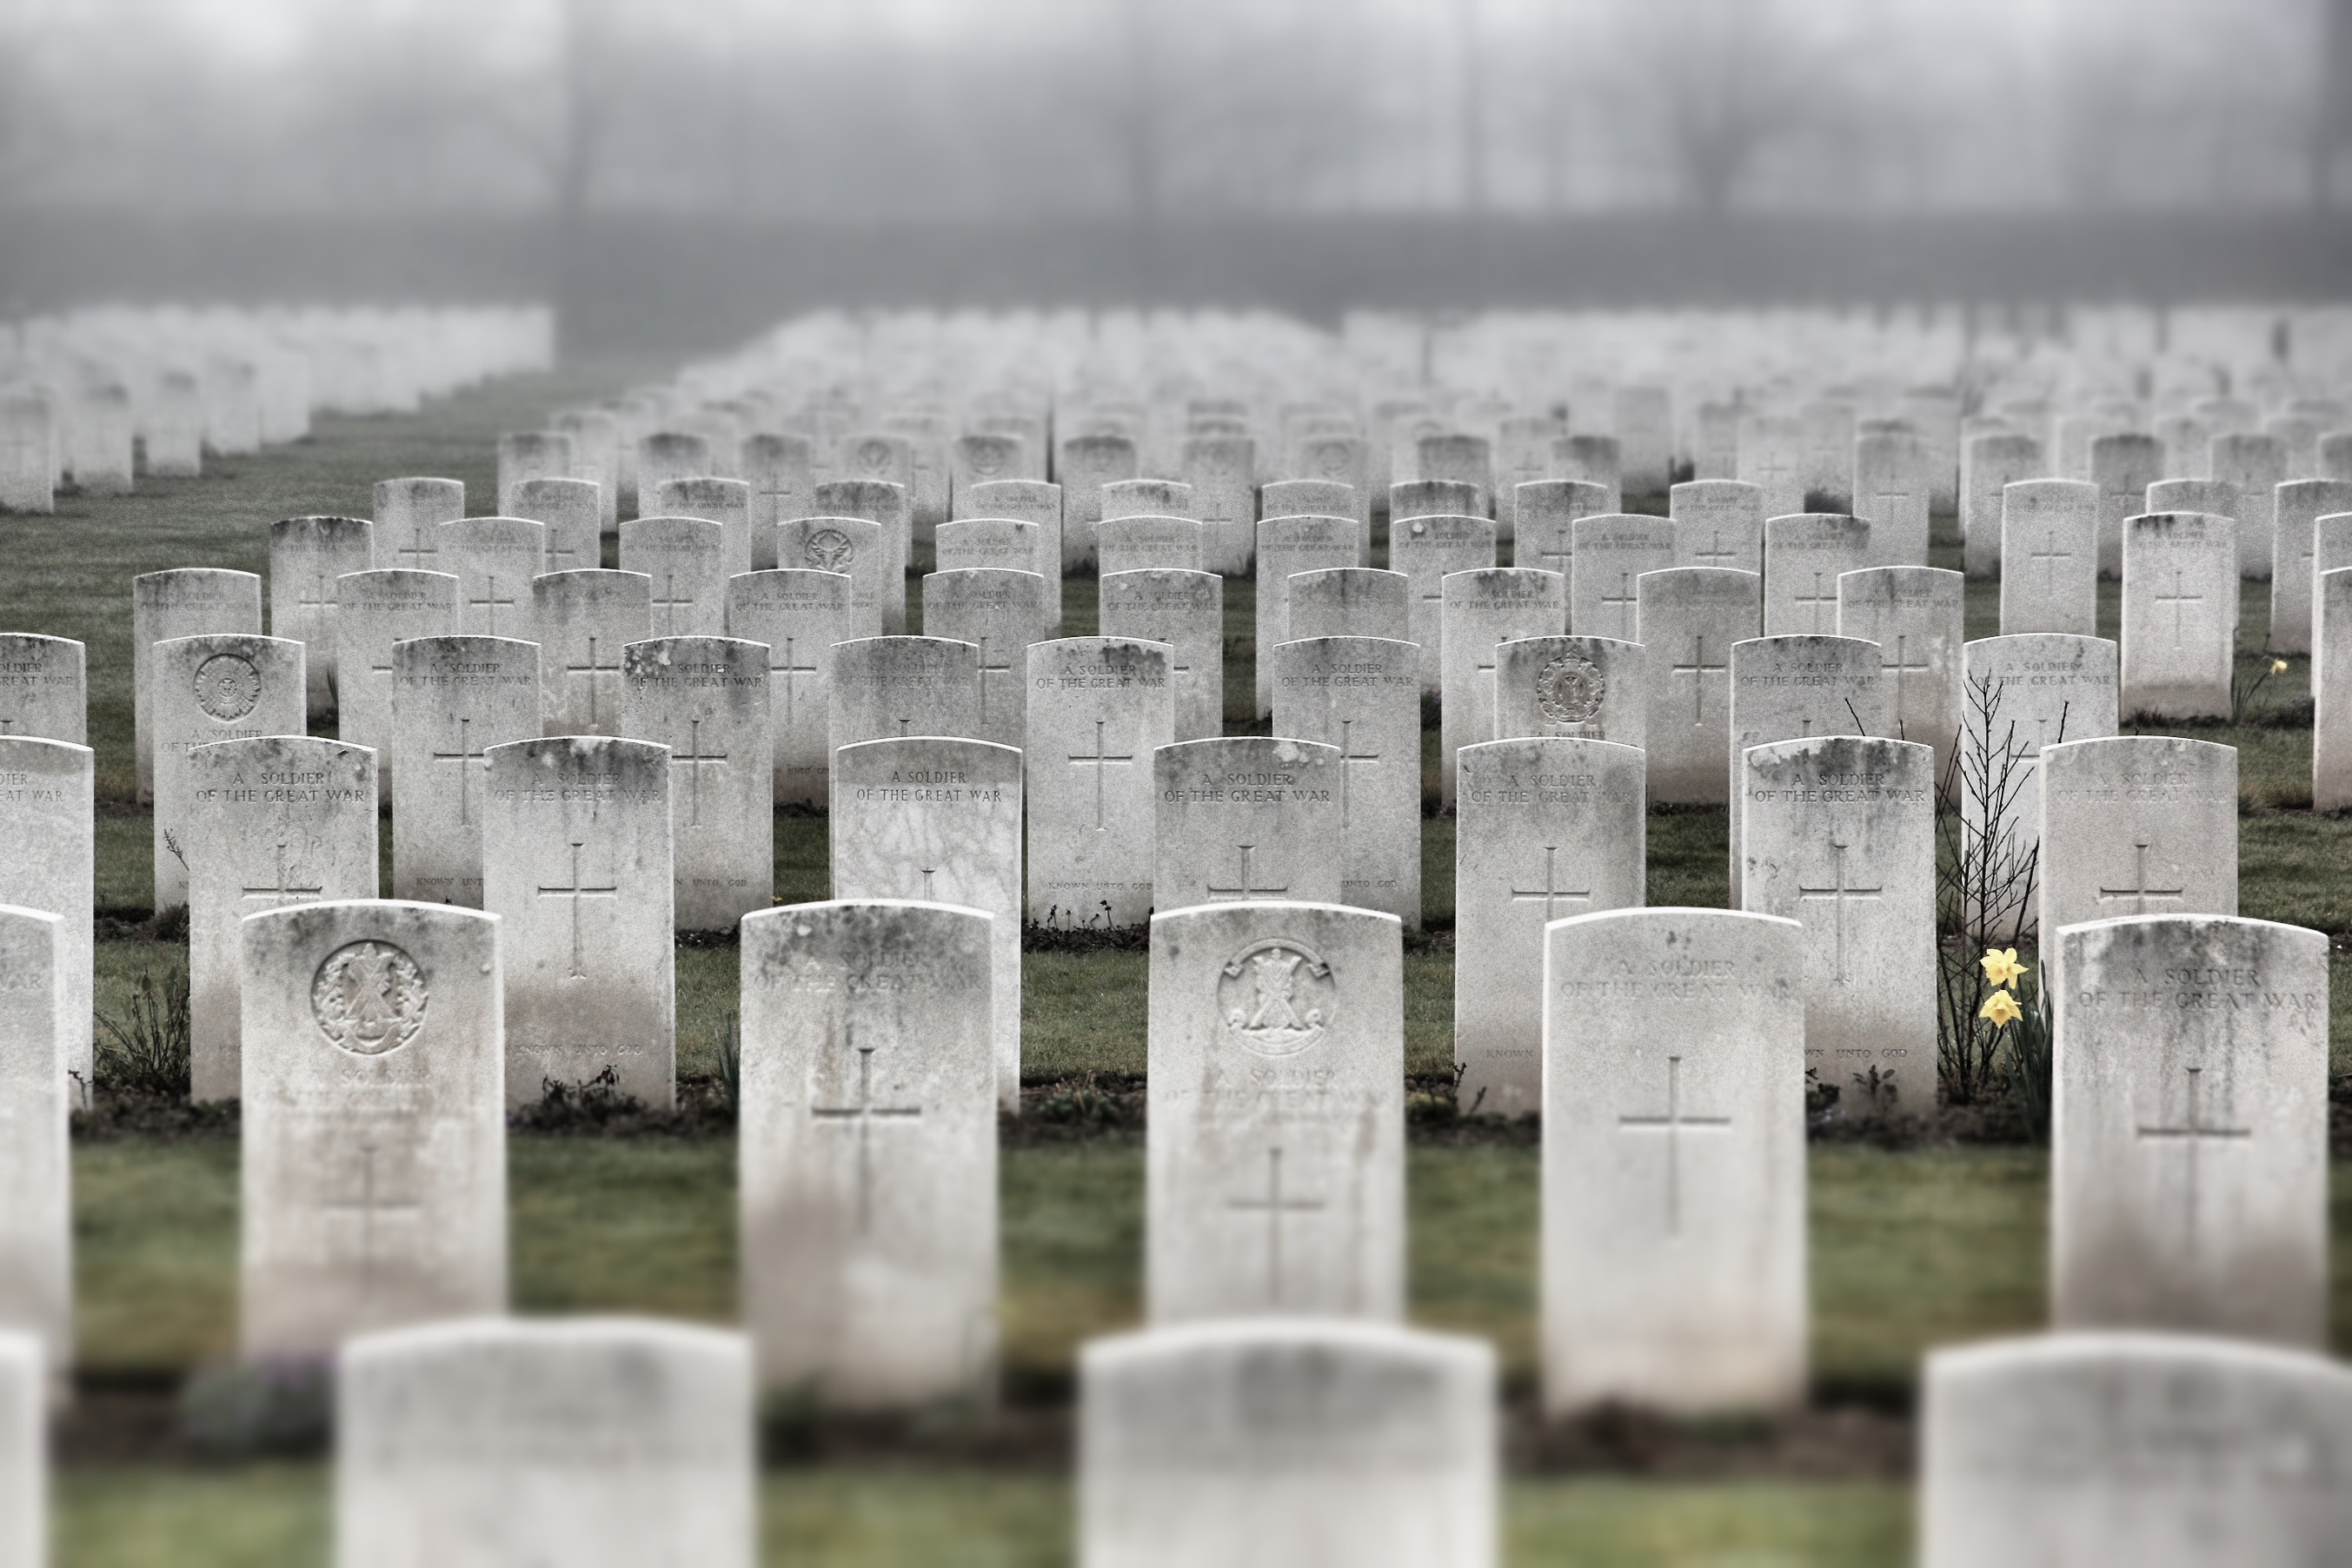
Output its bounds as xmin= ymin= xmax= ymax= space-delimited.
xmin=1492 ymin=635 xmax=1646 ymax=750
xmin=635 ymin=431 xmax=713 ymax=518
xmin=1455 ymin=737 xmax=1644 ymax=1118
xmin=509 ymin=475 xmax=603 ymax=578
xmin=2090 ymin=432 xmax=2164 ymax=580
xmin=744 ymin=432 xmax=816 ymax=563
xmin=1638 ymin=567 xmax=1761 ymax=805
xmin=2269 ymin=478 xmax=2352 ymax=654
xmin=1102 ymin=478 xmax=1194 ymax=522
xmin=1959 ymin=633 xmax=2122 ymax=907
xmin=337 ymin=571 xmax=456 ymax=791
xmin=0 ymin=633 xmax=83 ymax=744
xmin=1026 ymin=639 xmax=1174 ymax=931
xmin=1569 ymin=515 xmax=1675 ymax=641
xmin=1740 ymin=736 xmax=1936 ymax=1114
xmin=2211 ymin=431 xmax=2285 ymax=578
xmin=1096 ymin=515 xmax=1204 ymax=577
xmin=1920 ymin=1332 xmax=2352 ymax=1568
xmin=725 ymin=568 xmax=862 ymax=807
xmin=152 ymin=633 xmax=305 ymax=910
xmin=371 ymin=477 xmax=463 ymax=573
xmin=1080 ymin=1319 xmax=1494 ymax=1568
xmin=440 ymin=516 xmax=545 ymax=640
xmin=2122 ymin=511 xmax=2237 ymax=721
xmin=1668 ymin=479 xmax=1765 ymax=576
xmin=952 ymin=432 xmax=1026 ymax=520
xmin=1555 ymin=432 xmax=1625 ymax=512
xmin=337 ymin=1317 xmax=752 ymax=1568
xmin=740 ymin=900 xmax=997 ymax=1405
xmin=920 ymin=567 xmax=1054 ymax=752
xmin=1390 ymin=513 xmax=1497 ymax=694
xmin=2051 ymin=914 xmax=2329 ymax=1345
xmin=933 ymin=518 xmax=1056 ymax=621
xmin=1284 ymin=566 xmax=1410 ymax=648
xmin=1295 ymin=434 xmax=1372 ymax=540
xmin=482 ymin=736 xmax=674 ymax=1106
xmin=1059 ymin=432 xmax=1139 ymax=571
xmin=1389 ymin=478 xmax=1478 ymax=523
xmin=654 ymin=476 xmax=754 ymax=581
xmin=1272 ymin=636 xmax=1421 ymax=925
xmin=1153 ymin=736 xmax=1343 ymax=913
xmin=1146 ymin=900 xmax=1403 ymax=1320
xmin=1725 ymin=635 xmax=1886 ymax=900
xmin=621 ymin=636 xmax=771 ymax=933
xmin=1438 ymin=568 xmax=1566 ymax=807
xmin=830 ymin=738 xmax=1023 ymax=1107
xmin=1099 ymin=568 xmax=1222 ymax=741
xmin=495 ymin=429 xmax=574 ymax=516
xmin=1852 ymin=428 xmax=1930 ymax=566
xmin=271 ymin=515 xmax=373 ymax=720
xmin=620 ymin=515 xmax=728 ymax=639
xmin=0 ymin=907 xmax=68 ymax=1394
xmin=1838 ymin=566 xmax=1964 ymax=787
xmin=2318 ymin=569 xmax=2352 ymax=809
xmin=1736 ymin=414 xmax=1805 ymax=519
xmin=1252 ymin=515 xmax=1363 ymax=717
xmin=554 ymin=409 xmax=622 ymax=532
xmin=1762 ymin=513 xmax=1872 ymax=636
xmin=530 ymin=568 xmax=649 ymax=739
xmin=2038 ymin=736 xmax=2236 ymax=939
xmin=959 ymin=477 xmax=1063 ymax=565
xmin=1963 ymin=431 xmax=2043 ymax=577
xmin=773 ymin=514 xmax=888 ymax=637
xmin=0 ymin=739 xmax=92 ymax=1101
xmin=136 ymin=568 xmax=262 ymax=804
xmin=390 ymin=635 xmax=541 ymax=908
xmin=1542 ymin=907 xmax=1806 ymax=1412
xmin=1999 ymin=478 xmax=2099 ymax=635
xmin=807 ymin=482 xmax=912 ymax=629
xmin=827 ymin=634 xmax=984 ymax=794
xmin=240 ymin=900 xmax=505 ymax=1354
xmin=1513 ymin=478 xmax=1612 ymax=576
xmin=1183 ymin=435 xmax=1257 ymax=574
xmin=186 ymin=737 xmax=377 ymax=1102
xmin=0 ymin=391 xmax=55 ymax=515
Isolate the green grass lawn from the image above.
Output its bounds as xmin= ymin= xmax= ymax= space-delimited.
xmin=14 ymin=380 xmax=2352 ymax=1563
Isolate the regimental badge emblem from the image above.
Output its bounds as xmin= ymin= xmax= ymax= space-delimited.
xmin=856 ymin=440 xmax=894 ymax=475
xmin=1536 ymin=650 xmax=1605 ymax=725
xmin=969 ymin=442 xmax=1007 ymax=478
xmin=803 ymin=528 xmax=857 ymax=571
xmin=193 ymin=652 xmax=262 ymax=721
xmin=312 ymin=940 xmax=429 ymax=1055
xmin=1217 ymin=937 xmax=1337 ymax=1057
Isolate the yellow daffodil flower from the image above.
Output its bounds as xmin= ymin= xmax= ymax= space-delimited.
xmin=2271 ymin=659 xmax=2289 ymax=674
xmin=1979 ymin=947 xmax=2028 ymax=987
xmin=1979 ymin=989 xmax=2023 ymax=1027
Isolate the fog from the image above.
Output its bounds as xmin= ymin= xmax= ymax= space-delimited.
xmin=3 ymin=0 xmax=2342 ymax=217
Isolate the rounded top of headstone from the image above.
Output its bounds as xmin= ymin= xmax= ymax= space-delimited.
xmin=272 ymin=515 xmax=372 ymax=541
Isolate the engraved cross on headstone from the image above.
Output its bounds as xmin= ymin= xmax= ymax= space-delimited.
xmin=2135 ymin=1064 xmax=2249 ymax=1265
xmin=430 ymin=716 xmax=484 ymax=827
xmin=1068 ymin=718 xmax=1134 ymax=830
xmin=2030 ymin=529 xmax=2074 ymax=596
xmin=2096 ymin=840 xmax=2186 ymax=914
xmin=1671 ymin=632 xmax=1728 ymax=727
xmin=1227 ymin=1146 xmax=1324 ymax=1306
xmin=1206 ymin=843 xmax=1288 ymax=900
xmin=2154 ymin=568 xmax=2204 ymax=648
xmin=241 ymin=841 xmax=323 ymax=907
xmin=1509 ymin=845 xmax=1593 ymax=923
xmin=1883 ymin=634 xmax=1931 ymax=711
xmin=1797 ymin=837 xmax=1884 ymax=984
xmin=468 ymin=573 xmax=517 ymax=637
xmin=973 ymin=635 xmax=1013 ymax=726
xmin=1791 ymin=570 xmax=1838 ymax=633
xmin=1618 ymin=1055 xmax=1731 ymax=1236
xmin=297 ymin=567 xmax=336 ymax=628
xmin=1334 ymin=716 xmax=1381 ymax=827
xmin=323 ymin=1143 xmax=421 ymax=1299
xmin=650 ymin=572 xmax=692 ymax=635
xmin=1691 ymin=528 xmax=1738 ymax=568
xmin=810 ymin=1034 xmax=923 ymax=1236
xmin=1532 ymin=528 xmax=1573 ymax=576
xmin=536 ymin=839 xmax=618 ymax=979
xmin=564 ymin=634 xmax=622 ymax=730
xmin=395 ymin=522 xmax=436 ymax=568
xmin=1599 ymin=570 xmax=1639 ymax=637
xmin=772 ymin=635 xmax=820 ymax=731
xmin=675 ymin=715 xmax=728 ymax=828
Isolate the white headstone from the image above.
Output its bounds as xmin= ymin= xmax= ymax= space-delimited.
xmin=1102 ymin=478 xmax=1194 ymax=522
xmin=920 ymin=567 xmax=1053 ymax=752
xmin=495 ymin=429 xmax=574 ymax=516
xmin=440 ymin=517 xmax=545 ymax=641
xmin=810 ymin=483 xmax=913 ymax=622
xmin=1455 ymin=737 xmax=1643 ymax=1118
xmin=240 ymin=900 xmax=506 ymax=1354
xmin=654 ymin=476 xmax=754 ymax=581
xmin=2051 ymin=915 xmax=2329 ymax=1344
xmin=186 ymin=737 xmax=377 ymax=1102
xmin=1725 ymin=635 xmax=1886 ymax=900
xmin=621 ymin=515 xmax=728 ymax=639
xmin=830 ymin=738 xmax=1023 ymax=1108
xmin=620 ymin=636 xmax=772 ymax=933
xmin=1272 ymin=636 xmax=1421 ymax=926
xmin=1667 ymin=479 xmax=1764 ymax=576
xmin=482 ymin=737 xmax=674 ymax=1107
xmin=1389 ymin=479 xmax=1478 ymax=523
xmin=1762 ymin=513 xmax=1871 ymax=636
xmin=725 ymin=568 xmax=864 ymax=808
xmin=1438 ymin=568 xmax=1566 ymax=807
xmin=1999 ymin=478 xmax=2098 ymax=635
xmin=1555 ymin=432 xmax=1625 ymax=511
xmin=635 ymin=432 xmax=713 ymax=518
xmin=371 ymin=478 xmax=464 ymax=573
xmin=1097 ymin=515 xmax=1205 ymax=577
xmin=2038 ymin=735 xmax=2236 ymax=942
xmin=135 ymin=568 xmax=262 ymax=804
xmin=1252 ymin=515 xmax=1363 ymax=717
xmin=774 ymin=515 xmax=888 ymax=639
xmin=1637 ymin=567 xmax=1760 ymax=806
xmin=1740 ymin=736 xmax=1937 ymax=1114
xmin=1146 ymin=900 xmax=1404 ymax=1321
xmin=1492 ymin=635 xmax=1646 ymax=749
xmin=2317 ymin=569 xmax=2352 ymax=808
xmin=1514 ymin=478 xmax=1613 ymax=576
xmin=272 ymin=515 xmax=374 ymax=720
xmin=960 ymin=477 xmax=1063 ymax=568
xmin=509 ymin=475 xmax=603 ymax=578
xmin=739 ymin=900 xmax=997 ymax=1405
xmin=336 ymin=571 xmax=456 ymax=793
xmin=1284 ymin=566 xmax=1409 ymax=647
xmin=1153 ymin=737 xmax=1343 ymax=914
xmin=2090 ymin=432 xmax=2164 ymax=580
xmin=1569 ymin=515 xmax=1675 ymax=641
xmin=530 ymin=568 xmax=649 ymax=739
xmin=0 ymin=907 xmax=69 ymax=1379
xmin=390 ymin=635 xmax=540 ymax=908
xmin=1059 ymin=432 xmax=1140 ymax=571
xmin=1854 ymin=429 xmax=1931 ymax=566
xmin=1920 ymin=1332 xmax=2352 ymax=1568
xmin=1080 ymin=1320 xmax=1494 ymax=1568
xmin=1963 ymin=431 xmax=2043 ymax=577
xmin=336 ymin=1317 xmax=751 ymax=1568
xmin=1736 ymin=414 xmax=1805 ymax=519
xmin=1959 ymin=634 xmax=2122 ymax=911
xmin=1099 ymin=568 xmax=1223 ymax=741
xmin=744 ymin=432 xmax=815 ymax=561
xmin=1183 ymin=435 xmax=1256 ymax=574
xmin=152 ymin=633 xmax=305 ymax=910
xmin=2269 ymin=479 xmax=2352 ymax=654
xmin=0 ymin=392 xmax=54 ymax=515
xmin=0 ymin=739 xmax=92 ymax=1101
xmin=1391 ymin=514 xmax=1498 ymax=694
xmin=1542 ymin=907 xmax=1806 ymax=1412
xmin=1026 ymin=638 xmax=1174 ymax=930
xmin=0 ymin=633 xmax=82 ymax=745
xmin=2122 ymin=511 xmax=2237 ymax=720
xmin=1837 ymin=566 xmax=1964 ymax=787
xmin=2210 ymin=431 xmax=2284 ymax=578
